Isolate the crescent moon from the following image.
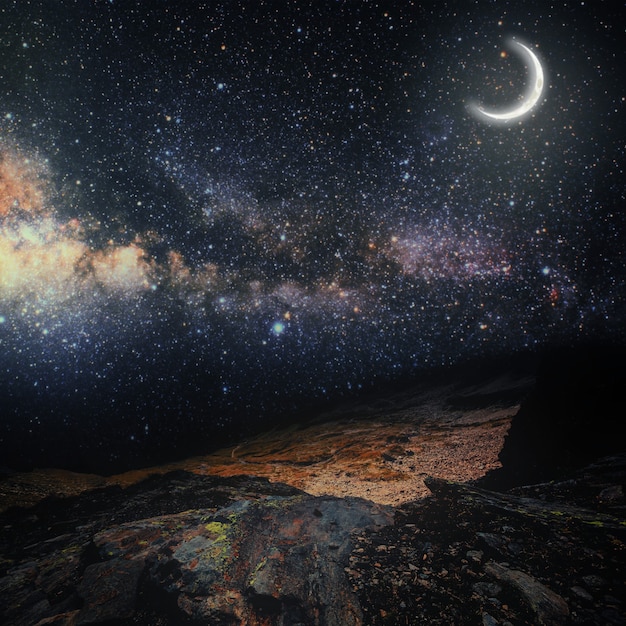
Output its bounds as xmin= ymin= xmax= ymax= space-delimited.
xmin=472 ymin=40 xmax=545 ymax=122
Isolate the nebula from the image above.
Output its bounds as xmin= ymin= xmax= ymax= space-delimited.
xmin=0 ymin=151 xmax=156 ymax=309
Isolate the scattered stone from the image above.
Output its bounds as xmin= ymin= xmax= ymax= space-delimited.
xmin=582 ymin=574 xmax=608 ymax=590
xmin=473 ymin=582 xmax=502 ymax=598
xmin=477 ymin=532 xmax=508 ymax=553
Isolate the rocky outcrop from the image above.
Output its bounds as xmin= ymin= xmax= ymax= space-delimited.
xmin=4 ymin=456 xmax=624 ymax=626
xmin=0 ymin=473 xmax=392 ymax=625
xmin=483 ymin=562 xmax=569 ymax=625
xmin=93 ymin=495 xmax=391 ymax=625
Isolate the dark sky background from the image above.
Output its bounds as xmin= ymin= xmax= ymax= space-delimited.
xmin=1 ymin=0 xmax=624 ymax=473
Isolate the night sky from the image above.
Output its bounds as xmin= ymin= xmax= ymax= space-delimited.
xmin=1 ymin=1 xmax=624 ymax=473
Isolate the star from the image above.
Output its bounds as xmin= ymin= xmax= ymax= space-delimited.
xmin=0 ymin=0 xmax=624 ymax=472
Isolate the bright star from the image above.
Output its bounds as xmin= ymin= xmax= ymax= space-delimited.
xmin=272 ymin=322 xmax=285 ymax=335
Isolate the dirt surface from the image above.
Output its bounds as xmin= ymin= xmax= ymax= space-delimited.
xmin=190 ymin=404 xmax=515 ymax=505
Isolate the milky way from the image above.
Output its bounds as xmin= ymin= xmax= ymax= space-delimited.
xmin=1 ymin=1 xmax=624 ymax=472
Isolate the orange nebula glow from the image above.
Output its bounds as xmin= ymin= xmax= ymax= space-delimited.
xmin=0 ymin=152 xmax=48 ymax=218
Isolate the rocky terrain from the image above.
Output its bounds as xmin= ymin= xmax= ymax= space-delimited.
xmin=1 ymin=347 xmax=625 ymax=625
xmin=0 ymin=364 xmax=530 ymax=512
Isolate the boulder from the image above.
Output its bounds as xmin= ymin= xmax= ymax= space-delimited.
xmin=92 ymin=494 xmax=393 ymax=625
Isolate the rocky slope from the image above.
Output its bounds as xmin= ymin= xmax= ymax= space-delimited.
xmin=1 ymin=348 xmax=625 ymax=625
xmin=0 ymin=366 xmax=532 ymax=512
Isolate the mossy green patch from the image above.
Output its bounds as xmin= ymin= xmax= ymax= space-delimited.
xmin=202 ymin=520 xmax=236 ymax=570
xmin=205 ymin=521 xmax=229 ymax=537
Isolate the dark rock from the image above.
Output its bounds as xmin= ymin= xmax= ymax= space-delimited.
xmin=77 ymin=559 xmax=144 ymax=624
xmin=466 ymin=549 xmax=483 ymax=563
xmin=73 ymin=491 xmax=392 ymax=625
xmin=481 ymin=344 xmax=626 ymax=489
xmin=598 ymin=484 xmax=624 ymax=505
xmin=476 ymin=532 xmax=508 ymax=554
xmin=582 ymin=574 xmax=608 ymax=590
xmin=484 ymin=561 xmax=569 ymax=625
xmin=570 ymin=585 xmax=593 ymax=602
xmin=174 ymin=495 xmax=393 ymax=625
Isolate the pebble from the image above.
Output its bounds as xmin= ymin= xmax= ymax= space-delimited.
xmin=466 ymin=549 xmax=484 ymax=563
xmin=477 ymin=532 xmax=507 ymax=552
xmin=482 ymin=612 xmax=499 ymax=626
xmin=582 ymin=574 xmax=607 ymax=590
xmin=570 ymin=585 xmax=593 ymax=602
xmin=473 ymin=582 xmax=502 ymax=598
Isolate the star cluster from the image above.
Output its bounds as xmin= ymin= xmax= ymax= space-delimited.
xmin=1 ymin=1 xmax=624 ymax=472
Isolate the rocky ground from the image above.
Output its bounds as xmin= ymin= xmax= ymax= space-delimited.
xmin=1 ymin=347 xmax=625 ymax=625
xmin=350 ymin=460 xmax=626 ymax=625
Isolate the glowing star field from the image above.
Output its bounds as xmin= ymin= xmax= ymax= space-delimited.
xmin=1 ymin=1 xmax=624 ymax=472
